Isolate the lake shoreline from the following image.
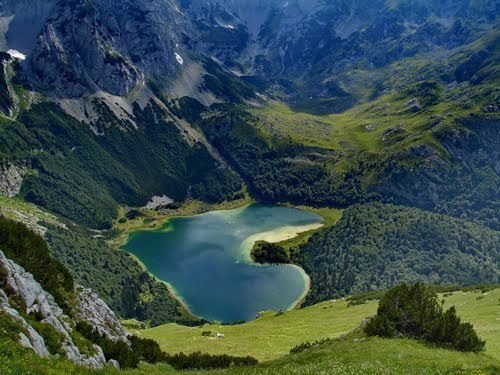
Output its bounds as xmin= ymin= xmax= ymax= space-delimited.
xmin=240 ymin=223 xmax=324 ymax=311
xmin=124 ymin=250 xmax=198 ymax=321
xmin=121 ymin=204 xmax=324 ymax=323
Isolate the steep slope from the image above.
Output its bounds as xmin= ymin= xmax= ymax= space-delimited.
xmin=0 ymin=195 xmax=195 ymax=327
xmin=0 ymin=99 xmax=241 ymax=229
xmin=183 ymin=0 xmax=498 ymax=108
xmin=0 ymin=0 xmax=57 ymax=53
xmin=296 ymin=203 xmax=499 ymax=304
xmin=26 ymin=0 xmax=191 ymax=97
xmin=0 ymin=217 xmax=131 ymax=369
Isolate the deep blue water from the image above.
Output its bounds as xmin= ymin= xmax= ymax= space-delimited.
xmin=122 ymin=203 xmax=322 ymax=322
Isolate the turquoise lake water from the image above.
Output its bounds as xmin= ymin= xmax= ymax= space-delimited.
xmin=122 ymin=203 xmax=323 ymax=322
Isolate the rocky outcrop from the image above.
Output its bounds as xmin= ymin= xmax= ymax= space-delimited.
xmin=0 ymin=0 xmax=57 ymax=52
xmin=0 ymin=250 xmax=109 ymax=369
xmin=26 ymin=0 xmax=190 ymax=98
xmin=73 ymin=287 xmax=129 ymax=344
xmin=0 ymin=163 xmax=25 ymax=197
xmin=0 ymin=288 xmax=50 ymax=358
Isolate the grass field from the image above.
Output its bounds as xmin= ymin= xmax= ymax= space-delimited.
xmin=442 ymin=289 xmax=500 ymax=358
xmin=1 ymin=289 xmax=498 ymax=375
xmin=137 ymin=288 xmax=500 ymax=363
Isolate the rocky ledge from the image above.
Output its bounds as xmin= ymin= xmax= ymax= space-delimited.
xmin=0 ymin=249 xmax=128 ymax=369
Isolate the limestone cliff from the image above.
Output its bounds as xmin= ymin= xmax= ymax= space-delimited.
xmin=0 ymin=249 xmax=130 ymax=369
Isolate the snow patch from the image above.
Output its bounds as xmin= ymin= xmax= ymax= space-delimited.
xmin=6 ymin=49 xmax=26 ymax=60
xmin=175 ymin=52 xmax=184 ymax=65
xmin=215 ymin=17 xmax=235 ymax=29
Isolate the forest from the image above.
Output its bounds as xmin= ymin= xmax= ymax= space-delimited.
xmin=296 ymin=203 xmax=499 ymax=305
xmin=46 ymin=225 xmax=197 ymax=327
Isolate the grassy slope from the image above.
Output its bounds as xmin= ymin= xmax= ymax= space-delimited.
xmin=202 ymin=334 xmax=498 ymax=375
xmin=442 ymin=289 xmax=500 ymax=358
xmin=0 ymin=195 xmax=63 ymax=229
xmin=138 ymin=288 xmax=500 ymax=362
xmin=249 ymin=32 xmax=498 ymax=177
xmin=1 ymin=289 xmax=498 ymax=375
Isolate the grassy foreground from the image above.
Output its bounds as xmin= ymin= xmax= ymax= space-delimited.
xmin=137 ymin=288 xmax=499 ymax=362
xmin=1 ymin=289 xmax=498 ymax=374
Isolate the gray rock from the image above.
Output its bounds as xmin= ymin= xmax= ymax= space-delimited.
xmin=26 ymin=0 xmax=188 ymax=97
xmin=73 ymin=286 xmax=130 ymax=344
xmin=107 ymin=359 xmax=120 ymax=370
xmin=0 ymin=163 xmax=25 ymax=197
xmin=18 ymin=332 xmax=33 ymax=350
xmin=405 ymin=98 xmax=422 ymax=112
xmin=0 ymin=250 xmax=110 ymax=368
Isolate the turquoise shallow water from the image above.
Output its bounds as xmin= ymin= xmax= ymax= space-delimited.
xmin=122 ymin=203 xmax=322 ymax=322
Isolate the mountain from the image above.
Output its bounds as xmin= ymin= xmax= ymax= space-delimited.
xmin=0 ymin=0 xmax=498 ymax=371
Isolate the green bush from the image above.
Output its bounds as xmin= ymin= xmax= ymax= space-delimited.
xmin=426 ymin=306 xmax=485 ymax=352
xmin=129 ymin=335 xmax=166 ymax=364
xmin=251 ymin=241 xmax=290 ymax=264
xmin=164 ymin=351 xmax=258 ymax=370
xmin=365 ymin=283 xmax=485 ymax=352
xmin=0 ymin=217 xmax=74 ymax=311
xmin=290 ymin=338 xmax=334 ymax=354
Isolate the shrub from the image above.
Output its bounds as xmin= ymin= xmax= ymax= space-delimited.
xmin=290 ymin=338 xmax=334 ymax=354
xmin=75 ymin=321 xmax=139 ymax=368
xmin=76 ymin=321 xmax=170 ymax=368
xmin=164 ymin=352 xmax=258 ymax=370
xmin=0 ymin=216 xmax=74 ymax=311
xmin=365 ymin=283 xmax=485 ymax=352
xmin=130 ymin=335 xmax=166 ymax=364
xmin=426 ymin=306 xmax=485 ymax=352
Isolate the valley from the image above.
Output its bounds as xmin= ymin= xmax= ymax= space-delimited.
xmin=0 ymin=0 xmax=498 ymax=373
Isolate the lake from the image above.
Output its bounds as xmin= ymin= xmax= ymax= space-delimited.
xmin=122 ymin=203 xmax=323 ymax=322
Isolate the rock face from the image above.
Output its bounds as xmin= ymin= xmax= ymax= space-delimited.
xmin=25 ymin=0 xmax=190 ymax=97
xmin=182 ymin=0 xmax=496 ymax=101
xmin=73 ymin=287 xmax=129 ymax=344
xmin=0 ymin=163 xmax=25 ymax=197
xmin=0 ymin=250 xmax=115 ymax=369
xmin=0 ymin=0 xmax=494 ymax=102
xmin=0 ymin=0 xmax=58 ymax=52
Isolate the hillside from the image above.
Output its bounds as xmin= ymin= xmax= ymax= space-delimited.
xmin=137 ymin=287 xmax=500 ymax=362
xmin=296 ymin=202 xmax=499 ymax=304
xmin=1 ymin=287 xmax=498 ymax=374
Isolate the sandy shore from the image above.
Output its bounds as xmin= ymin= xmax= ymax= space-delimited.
xmin=240 ymin=223 xmax=323 ymax=310
xmin=242 ymin=223 xmax=324 ymax=249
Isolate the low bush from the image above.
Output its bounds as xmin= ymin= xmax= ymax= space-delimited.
xmin=0 ymin=217 xmax=74 ymax=311
xmin=290 ymin=338 xmax=334 ymax=354
xmin=365 ymin=283 xmax=485 ymax=352
xmin=164 ymin=351 xmax=258 ymax=370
